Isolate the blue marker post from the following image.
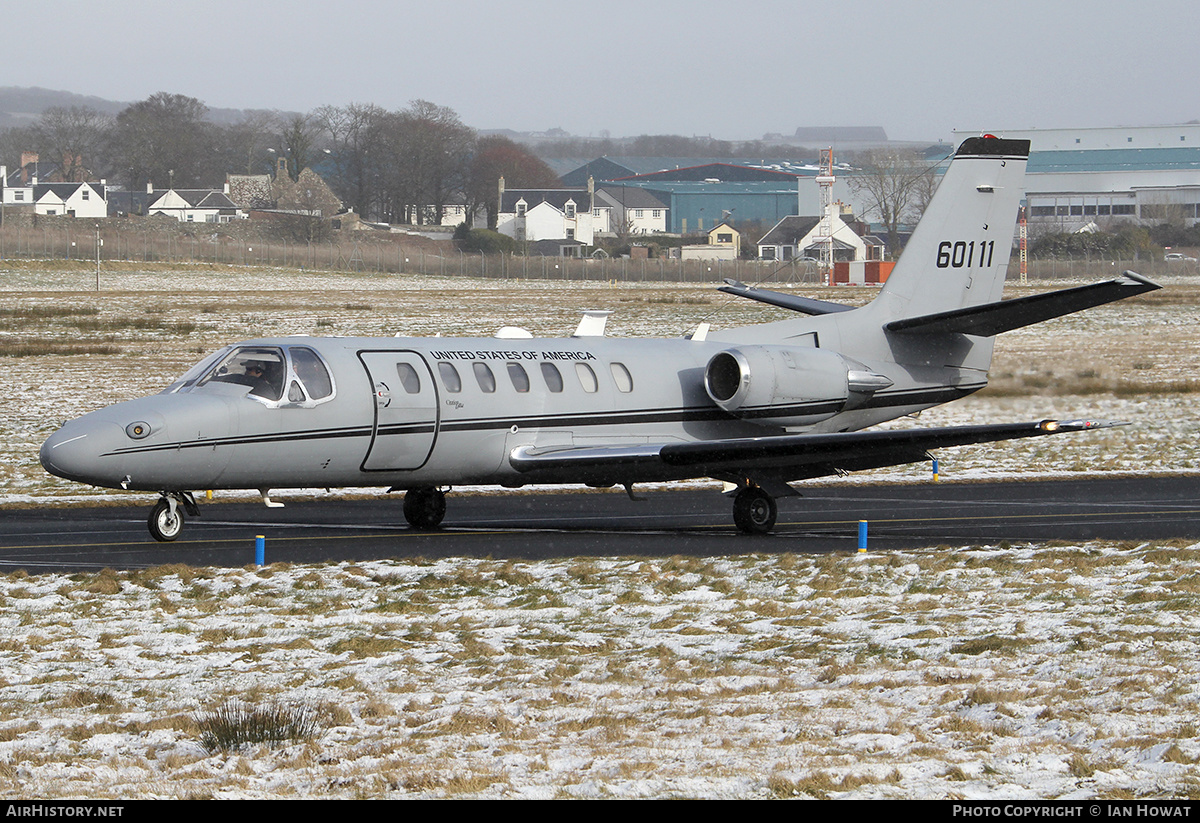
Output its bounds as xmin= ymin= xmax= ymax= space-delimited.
xmin=858 ymin=520 xmax=868 ymax=553
xmin=932 ymin=458 xmax=940 ymax=481
xmin=255 ymin=535 xmax=265 ymax=567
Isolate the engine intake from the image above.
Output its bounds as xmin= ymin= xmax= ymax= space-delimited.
xmin=704 ymin=346 xmax=890 ymax=427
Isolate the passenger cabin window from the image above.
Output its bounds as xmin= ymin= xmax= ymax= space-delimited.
xmin=439 ymin=362 xmax=462 ymax=393
xmin=575 ymin=362 xmax=598 ymax=393
xmin=396 ymin=363 xmax=421 ymax=394
xmin=507 ymin=362 xmax=530 ymax=392
xmin=610 ymin=362 xmax=633 ymax=393
xmin=473 ymin=362 xmax=496 ymax=392
xmin=540 ymin=362 xmax=563 ymax=392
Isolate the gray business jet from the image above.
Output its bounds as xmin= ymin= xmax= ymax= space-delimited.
xmin=41 ymin=136 xmax=1159 ymax=541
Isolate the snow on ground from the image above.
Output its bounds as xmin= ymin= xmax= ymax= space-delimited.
xmin=1 ymin=546 xmax=1198 ymax=799
xmin=1 ymin=265 xmax=1198 ymax=798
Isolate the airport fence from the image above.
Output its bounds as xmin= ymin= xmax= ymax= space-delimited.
xmin=0 ymin=222 xmax=1185 ymax=284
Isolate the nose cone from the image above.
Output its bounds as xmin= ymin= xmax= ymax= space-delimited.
xmin=40 ymin=418 xmax=127 ymax=487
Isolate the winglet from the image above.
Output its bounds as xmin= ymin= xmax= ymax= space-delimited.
xmin=573 ymin=310 xmax=613 ymax=337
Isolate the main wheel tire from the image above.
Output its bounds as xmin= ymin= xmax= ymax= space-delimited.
xmin=403 ymin=487 xmax=446 ymax=529
xmin=733 ymin=488 xmax=777 ymax=534
xmin=148 ymin=498 xmax=184 ymax=542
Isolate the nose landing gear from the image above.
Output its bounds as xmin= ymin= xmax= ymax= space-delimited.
xmin=147 ymin=492 xmax=200 ymax=542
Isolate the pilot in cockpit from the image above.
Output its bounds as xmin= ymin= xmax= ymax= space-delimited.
xmin=243 ymin=360 xmax=282 ymax=400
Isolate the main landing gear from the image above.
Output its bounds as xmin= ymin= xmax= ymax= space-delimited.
xmin=403 ymin=487 xmax=446 ymax=529
xmin=147 ymin=492 xmax=200 ymax=542
xmin=732 ymin=486 xmax=778 ymax=535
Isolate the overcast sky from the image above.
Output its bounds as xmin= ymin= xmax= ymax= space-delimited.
xmin=18 ymin=0 xmax=1199 ymax=142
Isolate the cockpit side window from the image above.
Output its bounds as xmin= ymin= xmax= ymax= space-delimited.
xmin=290 ymin=347 xmax=333 ymax=400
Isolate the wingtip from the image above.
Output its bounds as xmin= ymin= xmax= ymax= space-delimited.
xmin=1118 ymin=271 xmax=1162 ymax=290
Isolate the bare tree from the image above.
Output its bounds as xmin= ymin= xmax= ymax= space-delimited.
xmin=466 ymin=135 xmax=559 ymax=228
xmin=30 ymin=105 xmax=111 ymax=182
xmin=848 ymin=148 xmax=934 ymax=255
xmin=373 ymin=101 xmax=474 ymax=225
xmin=218 ymin=110 xmax=279 ymax=176
xmin=277 ymin=113 xmax=324 ymax=182
xmin=315 ymin=103 xmax=386 ymax=218
xmin=115 ymin=92 xmax=213 ymax=188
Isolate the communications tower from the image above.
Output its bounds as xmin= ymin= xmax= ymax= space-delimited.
xmin=813 ymin=148 xmax=836 ymax=285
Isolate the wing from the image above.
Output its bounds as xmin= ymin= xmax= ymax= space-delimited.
xmin=509 ymin=419 xmax=1124 ymax=492
xmin=885 ymin=272 xmax=1159 ymax=337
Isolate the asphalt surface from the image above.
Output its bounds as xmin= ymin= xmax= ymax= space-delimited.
xmin=1 ymin=476 xmax=1198 ymax=572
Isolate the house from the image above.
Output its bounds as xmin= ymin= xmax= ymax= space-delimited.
xmin=495 ymin=181 xmax=596 ymax=245
xmin=270 ymin=162 xmax=342 ymax=218
xmin=226 ymin=174 xmax=274 ymax=210
xmin=1 ymin=163 xmax=108 ymax=218
xmin=32 ymin=182 xmax=108 ymax=218
xmin=0 ymin=166 xmax=107 ymax=217
xmin=708 ymin=221 xmax=741 ymax=256
xmin=756 ymin=208 xmax=876 ymax=261
xmin=147 ymin=186 xmax=244 ymax=223
xmin=594 ymin=186 xmax=668 ymax=235
xmin=672 ymin=221 xmax=743 ymax=261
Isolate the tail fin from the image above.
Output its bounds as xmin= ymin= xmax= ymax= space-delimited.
xmin=875 ymin=136 xmax=1030 ymax=321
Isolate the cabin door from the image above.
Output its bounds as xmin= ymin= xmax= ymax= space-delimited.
xmin=358 ymin=351 xmax=439 ymax=471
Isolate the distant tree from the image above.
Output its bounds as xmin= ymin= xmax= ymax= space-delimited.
xmin=374 ymin=101 xmax=474 ymax=225
xmin=467 ymin=136 xmax=559 ymax=228
xmin=848 ymin=148 xmax=933 ymax=255
xmin=277 ymin=113 xmax=324 ymax=182
xmin=30 ymin=105 xmax=111 ymax=182
xmin=217 ymin=110 xmax=279 ymax=176
xmin=628 ymin=134 xmax=733 ymax=157
xmin=315 ymin=102 xmax=386 ymax=218
xmin=115 ymin=92 xmax=214 ymax=188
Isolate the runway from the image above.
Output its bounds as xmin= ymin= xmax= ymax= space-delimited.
xmin=2 ymin=475 xmax=1198 ymax=572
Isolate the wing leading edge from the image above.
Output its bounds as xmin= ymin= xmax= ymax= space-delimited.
xmin=509 ymin=419 xmax=1124 ymax=486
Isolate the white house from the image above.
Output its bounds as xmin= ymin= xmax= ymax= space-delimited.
xmin=32 ymin=182 xmax=108 ymax=218
xmin=594 ymin=186 xmax=668 ymax=235
xmin=147 ymin=186 xmax=244 ymax=223
xmin=496 ymin=187 xmax=595 ymax=245
xmin=757 ymin=208 xmax=871 ymax=261
xmin=0 ymin=167 xmax=107 ymax=217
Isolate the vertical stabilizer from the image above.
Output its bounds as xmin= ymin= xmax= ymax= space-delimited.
xmin=875 ymin=136 xmax=1030 ymax=321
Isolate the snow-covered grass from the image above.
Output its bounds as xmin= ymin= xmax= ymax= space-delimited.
xmin=1 ymin=545 xmax=1198 ymax=799
xmin=2 ymin=264 xmax=1198 ymax=798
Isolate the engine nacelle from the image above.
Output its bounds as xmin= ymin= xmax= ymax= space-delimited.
xmin=704 ymin=345 xmax=890 ymax=427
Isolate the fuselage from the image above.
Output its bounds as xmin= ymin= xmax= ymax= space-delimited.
xmin=38 ymin=326 xmax=978 ymax=495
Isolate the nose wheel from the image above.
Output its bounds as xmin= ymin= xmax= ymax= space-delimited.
xmin=403 ymin=487 xmax=446 ymax=529
xmin=732 ymin=486 xmax=777 ymax=534
xmin=147 ymin=492 xmax=199 ymax=542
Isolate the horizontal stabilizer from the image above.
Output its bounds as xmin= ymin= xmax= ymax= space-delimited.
xmin=510 ymin=419 xmax=1124 ymax=483
xmin=885 ymin=272 xmax=1160 ymax=336
xmin=719 ymin=279 xmax=854 ymax=316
